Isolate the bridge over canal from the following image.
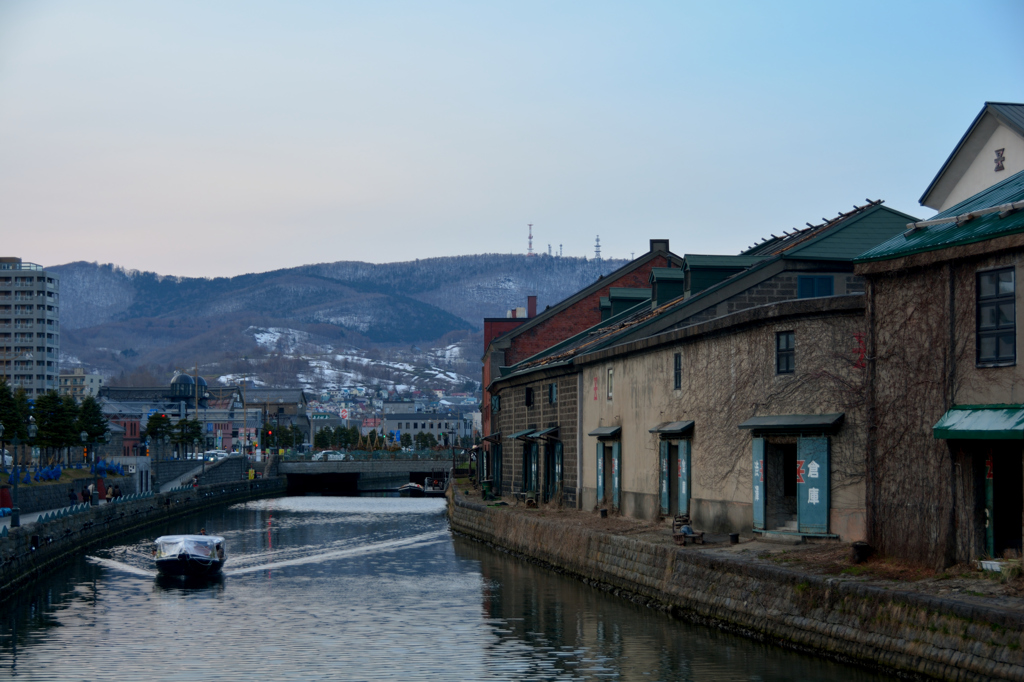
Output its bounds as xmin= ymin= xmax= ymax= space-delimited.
xmin=279 ymin=459 xmax=453 ymax=495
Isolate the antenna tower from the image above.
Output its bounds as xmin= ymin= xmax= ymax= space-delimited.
xmin=548 ymin=244 xmax=552 ymax=256
xmin=559 ymin=244 xmax=563 ymax=257
xmin=594 ymin=235 xmax=602 ymax=261
xmin=527 ymin=224 xmax=535 ymax=256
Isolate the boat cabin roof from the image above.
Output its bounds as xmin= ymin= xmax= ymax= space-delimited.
xmin=155 ymin=534 xmax=225 ymax=545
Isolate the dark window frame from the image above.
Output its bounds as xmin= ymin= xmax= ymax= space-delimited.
xmin=524 ymin=387 xmax=534 ymax=408
xmin=977 ymin=267 xmax=1016 ymax=366
xmin=797 ymin=275 xmax=834 ymax=299
xmin=776 ymin=331 xmax=795 ymax=375
xmin=548 ymin=382 xmax=557 ymax=404
xmin=673 ymin=352 xmax=682 ymax=390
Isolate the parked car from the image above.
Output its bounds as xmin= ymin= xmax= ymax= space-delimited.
xmin=313 ymin=450 xmax=346 ymax=462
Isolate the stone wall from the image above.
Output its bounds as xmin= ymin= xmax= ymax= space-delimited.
xmin=155 ymin=459 xmax=201 ymax=488
xmin=450 ymin=496 xmax=1024 ymax=682
xmin=196 ymin=456 xmax=245 ymax=486
xmin=0 ymin=477 xmax=287 ymax=598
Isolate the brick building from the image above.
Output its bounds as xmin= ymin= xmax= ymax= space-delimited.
xmin=482 ymin=240 xmax=680 ymax=450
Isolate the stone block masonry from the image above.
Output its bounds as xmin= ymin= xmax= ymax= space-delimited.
xmin=0 ymin=477 xmax=287 ymax=600
xmin=450 ymin=495 xmax=1024 ymax=682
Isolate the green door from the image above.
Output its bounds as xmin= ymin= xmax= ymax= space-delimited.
xmin=678 ymin=440 xmax=691 ymax=516
xmin=554 ymin=441 xmax=563 ymax=498
xmin=986 ymin=453 xmax=995 ymax=558
xmin=611 ymin=441 xmax=621 ymax=511
xmin=659 ymin=440 xmax=669 ymax=516
xmin=528 ymin=442 xmax=538 ymax=492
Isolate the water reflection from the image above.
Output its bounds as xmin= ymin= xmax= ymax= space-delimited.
xmin=0 ymin=497 xmax=894 ymax=681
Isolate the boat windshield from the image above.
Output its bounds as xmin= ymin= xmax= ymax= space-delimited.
xmin=154 ymin=535 xmax=225 ymax=559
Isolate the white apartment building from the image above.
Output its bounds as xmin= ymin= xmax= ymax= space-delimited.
xmin=59 ymin=367 xmax=104 ymax=399
xmin=0 ymin=257 xmax=60 ymax=395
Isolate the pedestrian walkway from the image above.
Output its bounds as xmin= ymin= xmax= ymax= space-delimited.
xmin=1 ymin=499 xmax=111 ymax=531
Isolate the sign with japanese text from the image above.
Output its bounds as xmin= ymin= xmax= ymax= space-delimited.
xmin=752 ymin=438 xmax=765 ymax=530
xmin=596 ymin=442 xmax=604 ymax=503
xmin=797 ymin=437 xmax=829 ymax=534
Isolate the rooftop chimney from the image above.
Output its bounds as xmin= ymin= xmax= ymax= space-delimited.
xmin=527 ymin=295 xmax=537 ymax=318
xmin=650 ymin=239 xmax=669 ymax=253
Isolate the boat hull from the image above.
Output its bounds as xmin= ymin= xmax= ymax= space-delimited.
xmin=156 ymin=555 xmax=225 ymax=578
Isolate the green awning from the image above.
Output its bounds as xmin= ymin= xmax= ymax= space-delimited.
xmin=482 ymin=432 xmax=502 ymax=443
xmin=738 ymin=413 xmax=844 ymax=434
xmin=530 ymin=426 xmax=560 ymax=440
xmin=648 ymin=421 xmax=694 ymax=438
xmin=588 ymin=426 xmax=621 ymax=439
xmin=509 ymin=428 xmax=536 ymax=441
xmin=933 ymin=405 xmax=1024 ymax=440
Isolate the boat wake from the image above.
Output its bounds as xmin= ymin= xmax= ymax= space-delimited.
xmin=86 ymin=556 xmax=157 ymax=577
xmin=85 ymin=529 xmax=449 ymax=578
xmin=224 ymin=530 xmax=450 ymax=575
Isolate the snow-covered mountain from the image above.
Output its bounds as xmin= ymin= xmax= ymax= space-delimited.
xmin=49 ymin=253 xmax=627 ymax=381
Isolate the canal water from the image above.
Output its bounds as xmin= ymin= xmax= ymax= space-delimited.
xmin=0 ymin=497 xmax=895 ymax=681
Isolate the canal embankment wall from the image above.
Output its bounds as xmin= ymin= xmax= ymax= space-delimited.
xmin=449 ymin=494 xmax=1024 ymax=682
xmin=0 ymin=476 xmax=287 ymax=600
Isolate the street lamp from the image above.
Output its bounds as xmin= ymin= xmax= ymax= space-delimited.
xmin=9 ymin=415 xmax=37 ymax=528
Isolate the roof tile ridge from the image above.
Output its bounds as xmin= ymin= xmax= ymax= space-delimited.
xmin=772 ymin=199 xmax=883 ymax=255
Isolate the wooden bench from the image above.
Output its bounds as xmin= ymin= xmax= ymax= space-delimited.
xmin=671 ymin=513 xmax=704 ymax=546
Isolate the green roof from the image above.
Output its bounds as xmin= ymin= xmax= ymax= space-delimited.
xmin=857 ymin=168 xmax=1024 ymax=262
xmin=649 ymin=267 xmax=686 ymax=282
xmin=683 ymin=255 xmax=767 ymax=269
xmin=608 ymin=288 xmax=651 ymax=300
xmin=790 ymin=205 xmax=918 ymax=261
xmin=933 ymin=405 xmax=1024 ymax=440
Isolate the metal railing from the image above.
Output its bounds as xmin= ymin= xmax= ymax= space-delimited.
xmin=280 ymin=449 xmax=454 ymax=462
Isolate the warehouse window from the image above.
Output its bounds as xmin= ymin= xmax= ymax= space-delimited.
xmin=978 ymin=268 xmax=1015 ymax=366
xmin=776 ymin=331 xmax=795 ymax=374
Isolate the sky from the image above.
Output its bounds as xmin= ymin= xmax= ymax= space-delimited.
xmin=1 ymin=1 xmax=1022 ymax=278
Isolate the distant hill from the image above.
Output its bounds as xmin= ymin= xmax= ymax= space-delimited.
xmin=50 ymin=254 xmax=627 ymax=373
